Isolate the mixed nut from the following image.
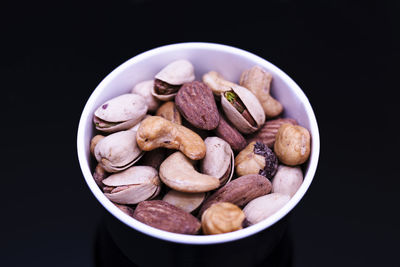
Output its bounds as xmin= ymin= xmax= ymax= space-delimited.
xmin=90 ymin=59 xmax=311 ymax=235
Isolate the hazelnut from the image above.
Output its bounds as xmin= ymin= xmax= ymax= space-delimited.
xmin=235 ymin=141 xmax=278 ymax=179
xmin=201 ymin=202 xmax=245 ymax=235
xmin=274 ymin=124 xmax=311 ymax=166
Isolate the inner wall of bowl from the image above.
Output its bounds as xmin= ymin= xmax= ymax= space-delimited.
xmin=81 ymin=43 xmax=316 ymax=243
xmin=85 ymin=46 xmax=313 ymax=171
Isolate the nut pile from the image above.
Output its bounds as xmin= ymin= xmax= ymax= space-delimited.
xmin=90 ymin=60 xmax=311 ymax=235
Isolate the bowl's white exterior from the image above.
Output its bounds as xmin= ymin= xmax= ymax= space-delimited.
xmin=77 ymin=42 xmax=320 ymax=245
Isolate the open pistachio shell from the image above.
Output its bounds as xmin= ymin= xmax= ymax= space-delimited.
xmin=94 ymin=130 xmax=144 ymax=173
xmin=162 ymin=190 xmax=205 ymax=213
xmin=94 ymin=94 xmax=148 ymax=133
xmin=102 ymin=166 xmax=161 ymax=205
xmin=131 ymin=80 xmax=160 ymax=113
xmin=155 ymin=59 xmax=195 ymax=85
xmin=200 ymin=137 xmax=234 ymax=186
xmin=151 ymin=86 xmax=177 ymax=101
xmin=221 ymin=84 xmax=265 ymax=134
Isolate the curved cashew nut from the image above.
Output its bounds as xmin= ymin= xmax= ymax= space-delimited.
xmin=136 ymin=116 xmax=206 ymax=160
xmin=159 ymin=152 xmax=220 ymax=193
xmin=239 ymin=66 xmax=283 ymax=118
xmin=202 ymin=71 xmax=235 ymax=95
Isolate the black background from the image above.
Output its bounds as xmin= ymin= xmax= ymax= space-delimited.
xmin=2 ymin=0 xmax=399 ymax=266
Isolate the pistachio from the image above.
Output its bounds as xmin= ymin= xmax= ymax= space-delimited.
xmin=102 ymin=166 xmax=161 ymax=205
xmin=128 ymin=114 xmax=150 ymax=132
xmin=159 ymin=151 xmax=220 ymax=193
xmin=90 ymin=135 xmax=104 ymax=156
xmin=155 ymin=59 xmax=195 ymax=85
xmin=224 ymin=90 xmax=257 ymax=126
xmin=243 ymin=193 xmax=290 ymax=225
xmin=131 ymin=80 xmax=160 ymax=113
xmin=201 ymin=202 xmax=245 ymax=235
xmin=162 ymin=190 xmax=205 ymax=213
xmin=152 ymin=59 xmax=195 ymax=101
xmin=272 ymin=165 xmax=303 ymax=197
xmin=235 ymin=141 xmax=278 ymax=179
xmin=93 ymin=94 xmax=148 ymax=133
xmin=200 ymin=137 xmax=234 ymax=186
xmin=154 ymin=79 xmax=181 ymax=95
xmin=94 ymin=130 xmax=144 ymax=173
xmin=221 ymin=84 xmax=265 ymax=134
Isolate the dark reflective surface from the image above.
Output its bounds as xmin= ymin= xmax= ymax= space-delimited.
xmin=94 ymin=218 xmax=294 ymax=267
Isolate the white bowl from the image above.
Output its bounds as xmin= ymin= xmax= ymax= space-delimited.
xmin=77 ymin=42 xmax=320 ymax=246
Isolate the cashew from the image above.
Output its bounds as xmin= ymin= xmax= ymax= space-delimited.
xmin=239 ymin=66 xmax=283 ymax=118
xmin=155 ymin=101 xmax=182 ymax=125
xmin=163 ymin=190 xmax=205 ymax=213
xmin=202 ymin=71 xmax=237 ymax=96
xmin=159 ymin=151 xmax=220 ymax=193
xmin=136 ymin=116 xmax=206 ymax=160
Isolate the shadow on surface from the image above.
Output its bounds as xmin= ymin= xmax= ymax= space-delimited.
xmin=94 ymin=218 xmax=293 ymax=267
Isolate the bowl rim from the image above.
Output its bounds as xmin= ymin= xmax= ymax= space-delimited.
xmin=77 ymin=42 xmax=320 ymax=245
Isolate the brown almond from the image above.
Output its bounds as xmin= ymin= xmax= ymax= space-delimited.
xmin=93 ymin=164 xmax=108 ymax=188
xmin=246 ymin=118 xmax=297 ymax=148
xmin=175 ymin=81 xmax=219 ymax=130
xmin=198 ymin=174 xmax=272 ymax=216
xmin=214 ymin=111 xmax=247 ymax=152
xmin=133 ymin=200 xmax=201 ymax=234
xmin=114 ymin=203 xmax=135 ymax=217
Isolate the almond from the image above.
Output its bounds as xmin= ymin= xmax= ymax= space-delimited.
xmin=198 ymin=174 xmax=272 ymax=216
xmin=246 ymin=118 xmax=297 ymax=148
xmin=133 ymin=200 xmax=201 ymax=234
xmin=175 ymin=81 xmax=219 ymax=130
xmin=214 ymin=111 xmax=247 ymax=152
